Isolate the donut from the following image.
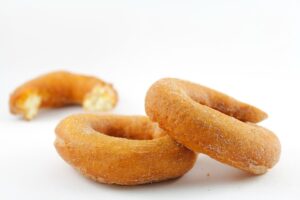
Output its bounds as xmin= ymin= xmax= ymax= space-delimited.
xmin=54 ymin=114 xmax=197 ymax=185
xmin=9 ymin=71 xmax=118 ymax=120
xmin=145 ymin=78 xmax=281 ymax=174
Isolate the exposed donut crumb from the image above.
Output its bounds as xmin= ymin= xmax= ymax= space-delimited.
xmin=21 ymin=94 xmax=41 ymax=120
xmin=83 ymin=85 xmax=116 ymax=112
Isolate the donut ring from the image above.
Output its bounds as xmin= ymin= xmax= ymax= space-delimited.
xmin=10 ymin=71 xmax=118 ymax=120
xmin=54 ymin=114 xmax=197 ymax=185
xmin=145 ymin=78 xmax=281 ymax=174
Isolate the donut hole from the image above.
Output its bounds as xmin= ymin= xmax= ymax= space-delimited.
xmin=91 ymin=121 xmax=166 ymax=140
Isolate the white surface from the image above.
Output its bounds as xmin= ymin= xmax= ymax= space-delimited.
xmin=1 ymin=0 xmax=300 ymax=199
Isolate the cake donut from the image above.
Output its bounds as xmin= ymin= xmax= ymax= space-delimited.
xmin=10 ymin=71 xmax=118 ymax=120
xmin=54 ymin=114 xmax=197 ymax=185
xmin=145 ymin=78 xmax=281 ymax=174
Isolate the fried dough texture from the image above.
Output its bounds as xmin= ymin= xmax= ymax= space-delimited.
xmin=10 ymin=71 xmax=118 ymax=120
xmin=55 ymin=114 xmax=197 ymax=185
xmin=145 ymin=78 xmax=281 ymax=174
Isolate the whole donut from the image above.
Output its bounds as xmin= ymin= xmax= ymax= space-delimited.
xmin=10 ymin=71 xmax=118 ymax=120
xmin=145 ymin=78 xmax=281 ymax=174
xmin=55 ymin=114 xmax=197 ymax=185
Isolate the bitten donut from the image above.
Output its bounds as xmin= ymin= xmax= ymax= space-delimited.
xmin=55 ymin=114 xmax=197 ymax=185
xmin=10 ymin=71 xmax=118 ymax=120
xmin=145 ymin=78 xmax=281 ymax=175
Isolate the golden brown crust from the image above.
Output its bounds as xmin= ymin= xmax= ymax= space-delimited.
xmin=54 ymin=114 xmax=197 ymax=185
xmin=9 ymin=71 xmax=118 ymax=120
xmin=145 ymin=78 xmax=281 ymax=174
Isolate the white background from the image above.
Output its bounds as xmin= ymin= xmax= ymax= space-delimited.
xmin=1 ymin=0 xmax=299 ymax=199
